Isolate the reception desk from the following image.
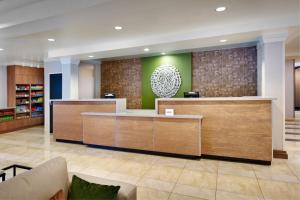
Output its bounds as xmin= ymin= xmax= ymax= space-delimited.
xmin=53 ymin=99 xmax=126 ymax=142
xmin=82 ymin=112 xmax=202 ymax=156
xmin=156 ymin=97 xmax=273 ymax=162
xmin=52 ymin=97 xmax=274 ymax=162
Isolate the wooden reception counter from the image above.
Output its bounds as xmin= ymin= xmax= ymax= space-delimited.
xmin=52 ymin=97 xmax=274 ymax=162
xmin=53 ymin=99 xmax=126 ymax=142
xmin=81 ymin=112 xmax=202 ymax=156
xmin=156 ymin=97 xmax=273 ymax=162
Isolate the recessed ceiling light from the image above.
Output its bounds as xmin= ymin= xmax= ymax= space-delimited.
xmin=48 ymin=38 xmax=55 ymax=42
xmin=114 ymin=26 xmax=123 ymax=30
xmin=88 ymin=55 xmax=94 ymax=58
xmin=0 ymin=48 xmax=4 ymax=51
xmin=144 ymin=48 xmax=150 ymax=52
xmin=216 ymin=6 xmax=226 ymax=12
xmin=161 ymin=52 xmax=166 ymax=55
xmin=220 ymin=39 xmax=227 ymax=43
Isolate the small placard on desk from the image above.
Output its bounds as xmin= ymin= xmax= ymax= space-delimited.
xmin=165 ymin=109 xmax=174 ymax=116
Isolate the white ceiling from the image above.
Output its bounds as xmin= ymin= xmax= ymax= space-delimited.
xmin=0 ymin=0 xmax=299 ymax=65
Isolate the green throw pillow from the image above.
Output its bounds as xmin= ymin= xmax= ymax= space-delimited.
xmin=68 ymin=175 xmax=120 ymax=200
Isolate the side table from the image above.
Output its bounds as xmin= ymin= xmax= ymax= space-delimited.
xmin=0 ymin=170 xmax=5 ymax=182
xmin=1 ymin=164 xmax=32 ymax=181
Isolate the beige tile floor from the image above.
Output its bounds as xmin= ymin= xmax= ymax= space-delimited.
xmin=0 ymin=126 xmax=300 ymax=200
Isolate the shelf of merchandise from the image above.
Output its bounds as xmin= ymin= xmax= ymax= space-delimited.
xmin=15 ymin=84 xmax=31 ymax=120
xmin=30 ymin=84 xmax=44 ymax=118
xmin=0 ymin=108 xmax=15 ymax=122
xmin=14 ymin=84 xmax=45 ymax=120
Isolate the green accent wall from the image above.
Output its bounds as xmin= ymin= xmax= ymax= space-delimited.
xmin=142 ymin=53 xmax=192 ymax=109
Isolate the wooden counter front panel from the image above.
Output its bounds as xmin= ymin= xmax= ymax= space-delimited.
xmin=83 ymin=115 xmax=115 ymax=146
xmin=82 ymin=115 xmax=202 ymax=156
xmin=116 ymin=117 xmax=153 ymax=151
xmin=53 ymin=103 xmax=116 ymax=141
xmin=158 ymin=101 xmax=272 ymax=161
xmin=153 ymin=118 xmax=201 ymax=156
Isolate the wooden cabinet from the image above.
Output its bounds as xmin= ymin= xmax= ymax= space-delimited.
xmin=0 ymin=117 xmax=44 ymax=134
xmin=7 ymin=65 xmax=44 ymax=107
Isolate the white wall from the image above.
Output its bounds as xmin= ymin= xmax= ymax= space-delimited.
xmin=285 ymin=60 xmax=295 ymax=118
xmin=79 ymin=63 xmax=95 ymax=99
xmin=0 ymin=66 xmax=7 ymax=108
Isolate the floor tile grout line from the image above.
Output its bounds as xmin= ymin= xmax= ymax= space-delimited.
xmin=285 ymin=162 xmax=300 ymax=183
xmin=136 ymin=162 xmax=154 ymax=187
xmin=215 ymin=161 xmax=219 ymax=200
xmin=168 ymin=161 xmax=186 ymax=198
xmin=253 ymin=165 xmax=266 ymax=200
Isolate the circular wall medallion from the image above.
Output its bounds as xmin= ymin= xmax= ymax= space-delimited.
xmin=150 ymin=64 xmax=181 ymax=98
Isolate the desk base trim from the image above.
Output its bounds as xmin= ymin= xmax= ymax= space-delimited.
xmin=87 ymin=144 xmax=201 ymax=160
xmin=202 ymin=154 xmax=271 ymax=165
xmin=56 ymin=139 xmax=84 ymax=145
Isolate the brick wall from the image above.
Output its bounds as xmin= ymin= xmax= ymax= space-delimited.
xmin=192 ymin=46 xmax=257 ymax=97
xmin=101 ymin=46 xmax=257 ymax=109
xmin=101 ymin=58 xmax=142 ymax=109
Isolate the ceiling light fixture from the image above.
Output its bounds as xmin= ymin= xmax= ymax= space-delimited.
xmin=48 ymin=38 xmax=55 ymax=42
xmin=219 ymin=39 xmax=227 ymax=43
xmin=144 ymin=48 xmax=150 ymax=52
xmin=161 ymin=52 xmax=166 ymax=55
xmin=88 ymin=55 xmax=94 ymax=58
xmin=0 ymin=48 xmax=4 ymax=51
xmin=114 ymin=26 xmax=123 ymax=30
xmin=216 ymin=6 xmax=226 ymax=12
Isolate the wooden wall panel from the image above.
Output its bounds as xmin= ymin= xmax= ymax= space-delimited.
xmin=53 ymin=103 xmax=116 ymax=142
xmin=101 ymin=59 xmax=142 ymax=109
xmin=116 ymin=117 xmax=153 ymax=151
xmin=192 ymin=46 xmax=257 ymax=97
xmin=158 ymin=100 xmax=272 ymax=161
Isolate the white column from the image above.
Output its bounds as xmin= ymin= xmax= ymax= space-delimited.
xmin=0 ymin=66 xmax=7 ymax=108
xmin=258 ymin=31 xmax=288 ymax=151
xmin=60 ymin=57 xmax=80 ymax=99
xmin=44 ymin=59 xmax=62 ymax=132
xmin=94 ymin=61 xmax=101 ymax=98
xmin=285 ymin=59 xmax=295 ymax=119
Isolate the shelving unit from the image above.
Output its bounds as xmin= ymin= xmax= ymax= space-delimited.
xmin=16 ymin=84 xmax=31 ymax=119
xmin=30 ymin=84 xmax=44 ymax=118
xmin=1 ymin=65 xmax=45 ymax=134
xmin=14 ymin=84 xmax=44 ymax=119
xmin=0 ymin=108 xmax=15 ymax=122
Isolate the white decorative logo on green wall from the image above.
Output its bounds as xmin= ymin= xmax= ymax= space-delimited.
xmin=150 ymin=64 xmax=181 ymax=98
